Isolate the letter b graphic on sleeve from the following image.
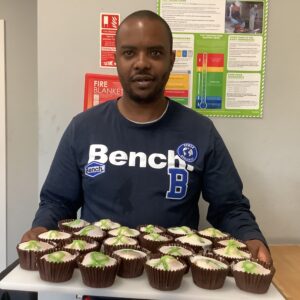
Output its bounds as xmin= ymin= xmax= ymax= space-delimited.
xmin=166 ymin=168 xmax=188 ymax=200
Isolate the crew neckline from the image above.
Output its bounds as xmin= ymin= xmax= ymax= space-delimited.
xmin=114 ymin=98 xmax=172 ymax=127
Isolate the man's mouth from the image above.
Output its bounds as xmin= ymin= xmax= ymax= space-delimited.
xmin=131 ymin=75 xmax=154 ymax=88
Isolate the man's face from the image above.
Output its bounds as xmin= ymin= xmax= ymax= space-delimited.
xmin=115 ymin=18 xmax=175 ymax=103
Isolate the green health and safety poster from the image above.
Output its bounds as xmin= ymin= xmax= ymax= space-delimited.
xmin=158 ymin=0 xmax=268 ymax=118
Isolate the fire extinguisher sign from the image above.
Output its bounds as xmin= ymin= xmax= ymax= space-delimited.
xmin=100 ymin=13 xmax=120 ymax=68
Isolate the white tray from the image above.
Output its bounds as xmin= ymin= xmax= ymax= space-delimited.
xmin=0 ymin=265 xmax=284 ymax=300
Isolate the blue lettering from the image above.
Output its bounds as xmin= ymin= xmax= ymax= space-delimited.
xmin=166 ymin=168 xmax=188 ymax=200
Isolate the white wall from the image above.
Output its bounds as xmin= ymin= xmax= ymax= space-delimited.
xmin=0 ymin=0 xmax=38 ymax=265
xmin=0 ymin=19 xmax=6 ymax=271
xmin=37 ymin=0 xmax=300 ymax=244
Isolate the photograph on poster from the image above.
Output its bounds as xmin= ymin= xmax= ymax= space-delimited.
xmin=225 ymin=1 xmax=264 ymax=34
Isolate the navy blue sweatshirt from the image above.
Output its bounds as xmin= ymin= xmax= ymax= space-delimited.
xmin=33 ymin=99 xmax=266 ymax=243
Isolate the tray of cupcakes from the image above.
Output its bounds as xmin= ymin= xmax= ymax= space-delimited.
xmin=16 ymin=219 xmax=275 ymax=294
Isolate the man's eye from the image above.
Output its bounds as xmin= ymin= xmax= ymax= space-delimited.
xmin=123 ymin=50 xmax=134 ymax=57
xmin=151 ymin=50 xmax=162 ymax=57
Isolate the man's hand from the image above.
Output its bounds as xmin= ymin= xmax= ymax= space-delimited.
xmin=21 ymin=227 xmax=48 ymax=242
xmin=245 ymin=239 xmax=273 ymax=265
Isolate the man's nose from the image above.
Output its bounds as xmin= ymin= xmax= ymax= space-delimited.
xmin=133 ymin=52 xmax=150 ymax=70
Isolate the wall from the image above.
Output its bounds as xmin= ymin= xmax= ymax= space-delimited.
xmin=36 ymin=0 xmax=299 ymax=245
xmin=0 ymin=0 xmax=38 ymax=265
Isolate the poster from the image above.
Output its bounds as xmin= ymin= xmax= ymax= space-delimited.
xmin=100 ymin=13 xmax=120 ymax=68
xmin=158 ymin=0 xmax=268 ymax=118
xmin=84 ymin=73 xmax=123 ymax=110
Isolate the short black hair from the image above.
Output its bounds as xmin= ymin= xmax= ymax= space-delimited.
xmin=116 ymin=10 xmax=173 ymax=51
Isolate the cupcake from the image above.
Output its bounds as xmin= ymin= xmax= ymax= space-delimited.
xmin=139 ymin=233 xmax=173 ymax=253
xmin=232 ymin=259 xmax=275 ymax=293
xmin=137 ymin=224 xmax=165 ymax=234
xmin=103 ymin=235 xmax=138 ymax=255
xmin=37 ymin=250 xmax=77 ymax=282
xmin=63 ymin=239 xmax=99 ymax=255
xmin=167 ymin=226 xmax=194 ymax=237
xmin=145 ymin=254 xmax=187 ymax=291
xmin=108 ymin=226 xmax=140 ymax=238
xmin=17 ymin=240 xmax=56 ymax=270
xmin=158 ymin=243 xmax=194 ymax=271
xmin=198 ymin=227 xmax=229 ymax=243
xmin=213 ymin=246 xmax=251 ymax=265
xmin=216 ymin=238 xmax=247 ymax=250
xmin=113 ymin=247 xmax=149 ymax=278
xmin=175 ymin=233 xmax=212 ymax=252
xmin=58 ymin=219 xmax=90 ymax=233
xmin=38 ymin=230 xmax=72 ymax=246
xmin=78 ymin=251 xmax=119 ymax=288
xmin=190 ymin=254 xmax=229 ymax=289
xmin=73 ymin=225 xmax=106 ymax=244
xmin=93 ymin=218 xmax=121 ymax=231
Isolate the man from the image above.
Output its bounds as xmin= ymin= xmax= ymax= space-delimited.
xmin=22 ymin=10 xmax=271 ymax=264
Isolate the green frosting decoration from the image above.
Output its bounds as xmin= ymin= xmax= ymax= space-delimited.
xmin=65 ymin=219 xmax=82 ymax=227
xmin=86 ymin=252 xmax=109 ymax=268
xmin=24 ymin=240 xmax=42 ymax=251
xmin=166 ymin=246 xmax=182 ymax=256
xmin=242 ymin=260 xmax=258 ymax=274
xmin=48 ymin=230 xmax=60 ymax=239
xmin=69 ymin=239 xmax=87 ymax=250
xmin=149 ymin=233 xmax=162 ymax=241
xmin=116 ymin=226 xmax=133 ymax=235
xmin=98 ymin=219 xmax=110 ymax=229
xmin=154 ymin=255 xmax=173 ymax=271
xmin=79 ymin=225 xmax=95 ymax=236
xmin=112 ymin=235 xmax=127 ymax=245
xmin=205 ymin=258 xmax=225 ymax=269
xmin=186 ymin=233 xmax=204 ymax=243
xmin=180 ymin=226 xmax=191 ymax=233
xmin=145 ymin=224 xmax=155 ymax=233
xmin=207 ymin=228 xmax=223 ymax=237
xmin=48 ymin=251 xmax=66 ymax=263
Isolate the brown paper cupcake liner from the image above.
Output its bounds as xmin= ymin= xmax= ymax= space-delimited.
xmin=232 ymin=259 xmax=275 ymax=294
xmin=137 ymin=224 xmax=166 ymax=234
xmin=189 ymin=253 xmax=229 ymax=289
xmin=198 ymin=231 xmax=231 ymax=244
xmin=38 ymin=237 xmax=73 ymax=248
xmin=212 ymin=246 xmax=251 ymax=277
xmin=215 ymin=238 xmax=248 ymax=250
xmin=107 ymin=229 xmax=140 ymax=239
xmin=145 ymin=254 xmax=187 ymax=291
xmin=175 ymin=239 xmax=212 ymax=254
xmin=72 ymin=231 xmax=107 ymax=245
xmin=58 ymin=219 xmax=89 ymax=233
xmin=157 ymin=243 xmax=195 ymax=273
xmin=138 ymin=233 xmax=174 ymax=253
xmin=63 ymin=239 xmax=100 ymax=256
xmin=212 ymin=246 xmax=251 ymax=264
xmin=166 ymin=228 xmax=196 ymax=238
xmin=103 ymin=240 xmax=139 ymax=256
xmin=112 ymin=246 xmax=150 ymax=278
xmin=17 ymin=242 xmax=57 ymax=271
xmin=77 ymin=255 xmax=119 ymax=288
xmin=37 ymin=252 xmax=77 ymax=282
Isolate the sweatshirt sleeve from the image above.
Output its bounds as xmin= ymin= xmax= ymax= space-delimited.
xmin=202 ymin=123 xmax=267 ymax=244
xmin=32 ymin=119 xmax=83 ymax=229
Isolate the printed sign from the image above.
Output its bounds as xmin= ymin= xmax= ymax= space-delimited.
xmin=100 ymin=13 xmax=120 ymax=68
xmin=84 ymin=73 xmax=123 ymax=111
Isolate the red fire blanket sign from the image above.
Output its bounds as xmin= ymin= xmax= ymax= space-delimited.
xmin=84 ymin=73 xmax=123 ymax=111
xmin=100 ymin=13 xmax=120 ymax=68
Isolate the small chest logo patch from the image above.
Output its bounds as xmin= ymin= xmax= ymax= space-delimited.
xmin=85 ymin=161 xmax=105 ymax=178
xmin=177 ymin=143 xmax=198 ymax=163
